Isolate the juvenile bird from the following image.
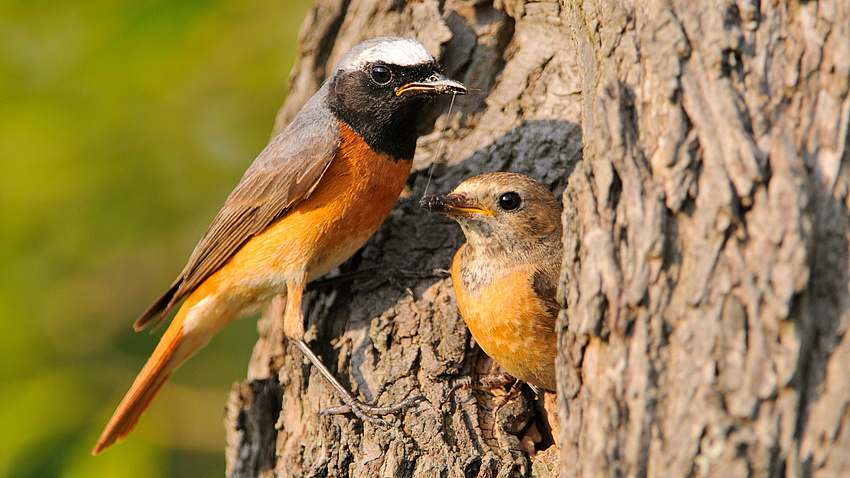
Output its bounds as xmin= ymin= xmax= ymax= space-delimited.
xmin=421 ymin=172 xmax=562 ymax=391
xmin=94 ymin=37 xmax=466 ymax=454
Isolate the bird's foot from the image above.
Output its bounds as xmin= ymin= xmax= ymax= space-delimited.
xmin=290 ymin=338 xmax=420 ymax=426
xmin=321 ymin=385 xmax=422 ymax=425
xmin=494 ymin=378 xmax=525 ymax=412
xmin=442 ymin=372 xmax=519 ymax=405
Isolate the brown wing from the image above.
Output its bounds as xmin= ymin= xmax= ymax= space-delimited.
xmin=135 ymin=89 xmax=340 ymax=330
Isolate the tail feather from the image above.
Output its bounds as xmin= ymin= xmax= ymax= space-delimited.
xmin=96 ymin=279 xmax=237 ymax=455
xmin=134 ymin=280 xmax=182 ymax=331
xmin=93 ymin=312 xmax=186 ymax=455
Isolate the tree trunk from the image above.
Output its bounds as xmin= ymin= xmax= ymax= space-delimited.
xmin=223 ymin=0 xmax=850 ymax=477
xmin=559 ymin=0 xmax=850 ymax=477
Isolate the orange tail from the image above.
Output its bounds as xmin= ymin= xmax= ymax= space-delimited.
xmin=93 ymin=307 xmax=190 ymax=455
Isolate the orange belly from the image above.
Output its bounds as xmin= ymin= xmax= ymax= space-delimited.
xmin=195 ymin=124 xmax=412 ymax=306
xmin=451 ymin=245 xmax=558 ymax=390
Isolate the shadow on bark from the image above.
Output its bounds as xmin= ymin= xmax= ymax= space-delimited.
xmin=225 ymin=1 xmax=584 ymax=475
xmin=224 ymin=119 xmax=579 ymax=478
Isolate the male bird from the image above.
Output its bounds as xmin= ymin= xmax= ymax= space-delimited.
xmin=421 ymin=172 xmax=562 ymax=391
xmin=94 ymin=37 xmax=466 ymax=454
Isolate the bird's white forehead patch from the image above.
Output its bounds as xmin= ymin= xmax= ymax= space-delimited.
xmin=337 ymin=37 xmax=435 ymax=70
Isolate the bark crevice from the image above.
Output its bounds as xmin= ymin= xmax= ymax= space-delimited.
xmin=226 ymin=1 xmax=850 ymax=476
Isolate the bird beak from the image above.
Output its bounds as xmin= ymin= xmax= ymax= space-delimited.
xmin=396 ymin=73 xmax=467 ymax=96
xmin=420 ymin=194 xmax=494 ymax=217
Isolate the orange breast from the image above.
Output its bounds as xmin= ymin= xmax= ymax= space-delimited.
xmin=451 ymin=245 xmax=558 ymax=390
xmin=198 ymin=123 xmax=412 ymax=304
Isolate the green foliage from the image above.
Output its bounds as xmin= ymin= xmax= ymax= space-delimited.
xmin=0 ymin=0 xmax=312 ymax=475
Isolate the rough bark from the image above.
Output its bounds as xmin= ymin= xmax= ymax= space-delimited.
xmin=223 ymin=0 xmax=850 ymax=477
xmin=225 ymin=1 xmax=580 ymax=477
xmin=559 ymin=0 xmax=850 ymax=477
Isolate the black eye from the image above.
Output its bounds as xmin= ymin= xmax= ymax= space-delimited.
xmin=370 ymin=65 xmax=392 ymax=85
xmin=498 ymin=192 xmax=521 ymax=210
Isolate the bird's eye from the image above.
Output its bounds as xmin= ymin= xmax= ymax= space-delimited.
xmin=370 ymin=65 xmax=392 ymax=85
xmin=498 ymin=192 xmax=521 ymax=211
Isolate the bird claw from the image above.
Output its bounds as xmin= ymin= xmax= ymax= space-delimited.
xmin=494 ymin=379 xmax=524 ymax=412
xmin=443 ymin=373 xmax=521 ymax=406
xmin=290 ymin=337 xmax=421 ymax=426
xmin=321 ymin=394 xmax=422 ymax=426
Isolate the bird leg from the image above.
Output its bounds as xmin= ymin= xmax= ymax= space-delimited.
xmin=495 ymin=378 xmax=526 ymax=412
xmin=443 ymin=372 xmax=518 ymax=405
xmin=283 ymin=276 xmax=306 ymax=339
xmin=281 ymin=276 xmax=417 ymax=425
xmin=288 ymin=337 xmax=419 ymax=425
xmin=443 ymin=372 xmax=534 ymax=419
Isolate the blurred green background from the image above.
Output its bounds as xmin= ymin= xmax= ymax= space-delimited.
xmin=0 ymin=0 xmax=313 ymax=476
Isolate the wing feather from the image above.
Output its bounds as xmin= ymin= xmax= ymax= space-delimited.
xmin=135 ymin=88 xmax=340 ymax=330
